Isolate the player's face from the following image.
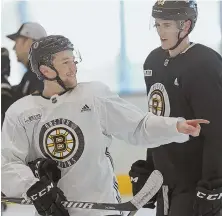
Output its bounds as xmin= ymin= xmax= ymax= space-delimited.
xmin=13 ymin=36 xmax=32 ymax=64
xmin=154 ymin=19 xmax=180 ymax=50
xmin=52 ymin=50 xmax=78 ymax=88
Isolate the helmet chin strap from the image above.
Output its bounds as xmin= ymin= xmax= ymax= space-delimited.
xmin=43 ymin=66 xmax=71 ymax=92
xmin=168 ymin=31 xmax=189 ymax=51
xmin=168 ymin=19 xmax=192 ymax=51
xmin=55 ymin=75 xmax=69 ymax=91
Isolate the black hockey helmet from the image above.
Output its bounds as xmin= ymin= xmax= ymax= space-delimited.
xmin=152 ymin=0 xmax=198 ymax=50
xmin=28 ymin=35 xmax=82 ymax=89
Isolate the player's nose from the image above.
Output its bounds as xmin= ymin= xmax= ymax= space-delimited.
xmin=69 ymin=62 xmax=77 ymax=72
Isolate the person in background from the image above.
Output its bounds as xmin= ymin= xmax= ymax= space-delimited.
xmin=7 ymin=22 xmax=47 ymax=100
xmin=1 ymin=47 xmax=13 ymax=126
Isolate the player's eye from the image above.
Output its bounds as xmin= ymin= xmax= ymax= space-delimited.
xmin=154 ymin=23 xmax=160 ymax=28
xmin=163 ymin=23 xmax=171 ymax=28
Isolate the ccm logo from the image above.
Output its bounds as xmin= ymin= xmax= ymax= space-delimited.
xmin=130 ymin=177 xmax=138 ymax=183
xmin=30 ymin=182 xmax=54 ymax=200
xmin=197 ymin=191 xmax=222 ymax=200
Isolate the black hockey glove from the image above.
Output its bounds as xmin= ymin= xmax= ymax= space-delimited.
xmin=129 ymin=160 xmax=157 ymax=209
xmin=193 ymin=179 xmax=222 ymax=216
xmin=26 ymin=176 xmax=70 ymax=216
xmin=28 ymin=158 xmax=61 ymax=183
xmin=1 ymin=192 xmax=7 ymax=213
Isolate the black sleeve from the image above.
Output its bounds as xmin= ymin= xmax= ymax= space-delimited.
xmin=12 ymin=73 xmax=43 ymax=100
xmin=143 ymin=55 xmax=156 ymax=168
xmin=146 ymin=148 xmax=154 ymax=165
xmin=187 ymin=54 xmax=222 ymax=181
xmin=28 ymin=77 xmax=43 ymax=94
xmin=1 ymin=85 xmax=14 ymax=127
xmin=143 ymin=54 xmax=153 ymax=95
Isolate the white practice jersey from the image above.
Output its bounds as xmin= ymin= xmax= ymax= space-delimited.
xmin=2 ymin=81 xmax=188 ymax=216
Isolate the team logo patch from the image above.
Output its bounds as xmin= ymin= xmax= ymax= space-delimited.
xmin=33 ymin=42 xmax=39 ymax=49
xmin=157 ymin=0 xmax=166 ymax=5
xmin=147 ymin=83 xmax=170 ymax=117
xmin=24 ymin=113 xmax=41 ymax=124
xmin=144 ymin=70 xmax=152 ymax=77
xmin=39 ymin=118 xmax=85 ymax=168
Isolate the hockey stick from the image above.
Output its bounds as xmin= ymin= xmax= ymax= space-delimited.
xmin=1 ymin=170 xmax=163 ymax=212
xmin=126 ymin=198 xmax=156 ymax=215
xmin=127 ymin=211 xmax=137 ymax=216
xmin=126 ymin=201 xmax=155 ymax=216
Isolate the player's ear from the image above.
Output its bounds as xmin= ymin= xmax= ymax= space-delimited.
xmin=39 ymin=65 xmax=56 ymax=79
xmin=180 ymin=20 xmax=192 ymax=37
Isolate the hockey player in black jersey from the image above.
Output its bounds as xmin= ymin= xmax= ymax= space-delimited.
xmin=1 ymin=48 xmax=13 ymax=126
xmin=129 ymin=1 xmax=222 ymax=216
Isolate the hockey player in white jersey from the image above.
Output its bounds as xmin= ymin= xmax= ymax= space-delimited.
xmin=1 ymin=35 xmax=209 ymax=216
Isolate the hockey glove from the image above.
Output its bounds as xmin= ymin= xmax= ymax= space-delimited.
xmin=129 ymin=160 xmax=157 ymax=209
xmin=193 ymin=179 xmax=222 ymax=216
xmin=1 ymin=192 xmax=7 ymax=212
xmin=26 ymin=176 xmax=69 ymax=216
xmin=28 ymin=158 xmax=61 ymax=183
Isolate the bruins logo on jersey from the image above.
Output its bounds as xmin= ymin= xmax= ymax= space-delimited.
xmin=147 ymin=83 xmax=170 ymax=117
xmin=39 ymin=118 xmax=85 ymax=168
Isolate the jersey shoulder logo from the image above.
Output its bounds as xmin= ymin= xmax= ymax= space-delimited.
xmin=144 ymin=69 xmax=152 ymax=77
xmin=24 ymin=113 xmax=41 ymax=124
xmin=157 ymin=0 xmax=165 ymax=6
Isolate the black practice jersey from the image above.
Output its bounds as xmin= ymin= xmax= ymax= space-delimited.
xmin=12 ymin=65 xmax=44 ymax=101
xmin=144 ymin=43 xmax=222 ymax=190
